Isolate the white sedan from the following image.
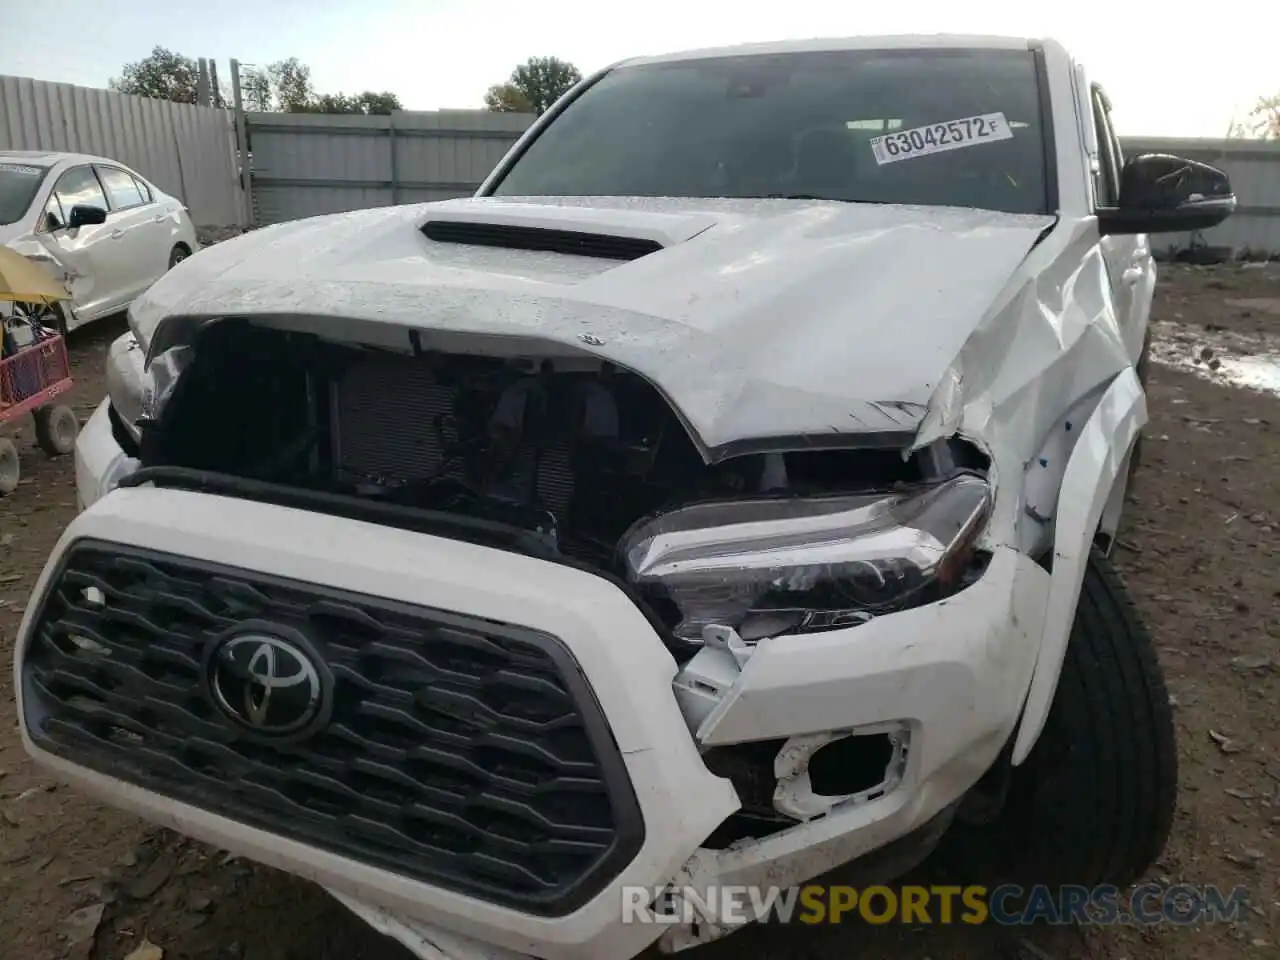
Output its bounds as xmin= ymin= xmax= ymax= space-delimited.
xmin=0 ymin=151 xmax=198 ymax=332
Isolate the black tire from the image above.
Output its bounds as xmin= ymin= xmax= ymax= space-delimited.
xmin=0 ymin=437 xmax=18 ymax=495
xmin=993 ymin=547 xmax=1177 ymax=887
xmin=33 ymin=404 xmax=78 ymax=457
xmin=168 ymin=244 xmax=191 ymax=269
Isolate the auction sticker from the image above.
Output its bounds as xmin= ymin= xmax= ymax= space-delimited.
xmin=0 ymin=163 xmax=42 ymax=175
xmin=870 ymin=113 xmax=1013 ymax=165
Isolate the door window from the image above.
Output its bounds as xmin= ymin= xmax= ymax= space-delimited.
xmin=132 ymin=175 xmax=154 ymax=203
xmin=53 ymin=166 xmax=109 ymax=222
xmin=1091 ymin=88 xmax=1122 ymax=208
xmin=96 ymin=166 xmax=148 ymax=211
xmin=42 ymin=193 xmax=66 ymax=231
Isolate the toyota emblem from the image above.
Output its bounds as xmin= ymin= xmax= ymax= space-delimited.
xmin=207 ymin=628 xmax=328 ymax=738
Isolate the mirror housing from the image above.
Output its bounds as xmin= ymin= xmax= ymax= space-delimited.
xmin=68 ymin=204 xmax=108 ymax=229
xmin=1097 ymin=154 xmax=1236 ymax=236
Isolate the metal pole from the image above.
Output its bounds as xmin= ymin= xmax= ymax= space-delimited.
xmin=209 ymin=61 xmax=222 ymax=108
xmin=197 ymin=58 xmax=211 ymax=107
xmin=389 ymin=112 xmax=399 ymax=206
xmin=230 ymin=59 xmax=253 ymax=226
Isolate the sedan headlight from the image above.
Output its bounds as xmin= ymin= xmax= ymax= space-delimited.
xmin=620 ymin=474 xmax=992 ymax=643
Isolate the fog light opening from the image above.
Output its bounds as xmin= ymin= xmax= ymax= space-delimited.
xmin=808 ymin=732 xmax=896 ymax=797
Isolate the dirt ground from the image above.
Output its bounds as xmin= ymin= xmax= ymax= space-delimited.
xmin=1 ymin=265 xmax=1277 ymax=960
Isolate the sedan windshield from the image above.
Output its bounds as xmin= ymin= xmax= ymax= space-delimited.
xmin=0 ymin=162 xmax=50 ymax=225
xmin=492 ymin=48 xmax=1050 ymax=215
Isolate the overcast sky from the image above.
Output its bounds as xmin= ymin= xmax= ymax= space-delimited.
xmin=0 ymin=0 xmax=1272 ymax=137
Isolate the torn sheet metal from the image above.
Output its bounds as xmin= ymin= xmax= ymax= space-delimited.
xmin=127 ymin=196 xmax=1053 ymax=461
xmin=911 ymin=217 xmax=1139 ymax=555
xmin=904 ymin=216 xmax=1145 ymax=761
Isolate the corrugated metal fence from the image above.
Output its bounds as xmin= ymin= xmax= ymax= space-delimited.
xmin=247 ymin=111 xmax=533 ymax=225
xmin=1123 ymin=137 xmax=1280 ymax=256
xmin=5 ymin=72 xmax=1279 ymax=252
xmin=0 ymin=74 xmax=246 ymax=227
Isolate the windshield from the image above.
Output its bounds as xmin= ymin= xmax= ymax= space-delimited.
xmin=0 ymin=162 xmax=50 ymax=226
xmin=491 ymin=48 xmax=1050 ymax=215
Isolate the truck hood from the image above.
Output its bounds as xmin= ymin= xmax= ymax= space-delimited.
xmin=133 ymin=197 xmax=1055 ymax=458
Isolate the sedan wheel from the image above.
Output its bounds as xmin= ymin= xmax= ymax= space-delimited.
xmin=11 ymin=300 xmax=66 ymax=336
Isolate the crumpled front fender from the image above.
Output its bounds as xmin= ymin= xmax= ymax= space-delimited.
xmin=1011 ymin=367 xmax=1146 ymax=763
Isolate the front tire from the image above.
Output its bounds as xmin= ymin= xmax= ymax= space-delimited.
xmin=168 ymin=244 xmax=191 ymax=269
xmin=956 ymin=548 xmax=1177 ymax=887
xmin=0 ymin=437 xmax=19 ymax=495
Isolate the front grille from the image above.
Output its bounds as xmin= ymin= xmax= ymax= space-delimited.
xmin=22 ymin=541 xmax=644 ymax=915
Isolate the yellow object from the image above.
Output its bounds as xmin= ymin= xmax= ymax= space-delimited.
xmin=0 ymin=245 xmax=70 ymax=304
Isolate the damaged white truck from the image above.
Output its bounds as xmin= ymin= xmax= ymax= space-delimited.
xmin=15 ymin=35 xmax=1234 ymax=960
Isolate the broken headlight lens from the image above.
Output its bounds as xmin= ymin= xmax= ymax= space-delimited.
xmin=106 ymin=327 xmax=195 ymax=444
xmin=620 ymin=474 xmax=992 ymax=643
xmin=105 ymin=332 xmax=147 ymax=442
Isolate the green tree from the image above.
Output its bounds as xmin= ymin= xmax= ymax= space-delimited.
xmin=242 ymin=68 xmax=273 ymax=112
xmin=109 ymin=46 xmax=199 ymax=104
xmin=486 ymin=57 xmax=582 ymax=115
xmin=268 ymin=57 xmax=316 ymax=113
xmin=244 ymin=59 xmax=402 ymax=114
xmin=352 ymin=91 xmax=402 ymax=115
xmin=484 ymin=82 xmax=533 ymax=113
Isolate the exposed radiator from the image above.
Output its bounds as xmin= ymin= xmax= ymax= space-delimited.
xmin=330 ymin=352 xmax=577 ymax=517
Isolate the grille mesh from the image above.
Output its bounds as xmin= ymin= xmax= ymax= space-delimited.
xmin=22 ymin=542 xmax=643 ymax=914
xmin=332 ymin=353 xmax=576 ymax=518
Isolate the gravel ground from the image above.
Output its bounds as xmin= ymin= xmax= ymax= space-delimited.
xmin=0 ymin=264 xmax=1277 ymax=960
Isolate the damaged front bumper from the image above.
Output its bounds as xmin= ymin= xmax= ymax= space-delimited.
xmin=23 ymin=416 xmax=1051 ymax=960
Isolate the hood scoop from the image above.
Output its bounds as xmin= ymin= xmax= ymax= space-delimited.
xmin=421 ymin=219 xmax=663 ymax=261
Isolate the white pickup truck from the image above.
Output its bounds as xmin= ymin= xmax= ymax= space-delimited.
xmin=16 ymin=34 xmax=1234 ymax=960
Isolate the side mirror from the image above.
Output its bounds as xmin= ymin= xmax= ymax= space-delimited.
xmin=68 ymin=204 xmax=108 ymax=229
xmin=1098 ymin=154 xmax=1236 ymax=236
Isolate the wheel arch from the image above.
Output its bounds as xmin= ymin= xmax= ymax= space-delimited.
xmin=1011 ymin=367 xmax=1147 ymax=765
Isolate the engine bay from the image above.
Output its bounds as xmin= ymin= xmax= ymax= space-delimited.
xmin=134 ymin=320 xmax=988 ymax=642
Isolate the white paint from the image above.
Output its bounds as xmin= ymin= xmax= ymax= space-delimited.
xmin=869 ymin=112 xmax=1013 ymax=165
xmin=14 ymin=487 xmax=738 ymax=960
xmin=128 ymin=195 xmax=1052 ymax=459
xmin=43 ymin=33 xmax=1171 ymax=960
xmin=0 ymin=150 xmax=198 ymax=331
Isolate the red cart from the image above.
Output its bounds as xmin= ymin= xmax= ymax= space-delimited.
xmin=0 ymin=330 xmax=78 ymax=496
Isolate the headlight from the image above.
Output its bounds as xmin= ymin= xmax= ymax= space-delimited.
xmin=106 ymin=330 xmax=194 ymax=443
xmin=620 ymin=474 xmax=992 ymax=643
xmin=105 ymin=332 xmax=146 ymax=442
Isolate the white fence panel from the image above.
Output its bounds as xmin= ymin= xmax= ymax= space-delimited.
xmin=247 ymin=111 xmax=533 ymax=225
xmin=0 ymin=74 xmax=246 ymax=227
